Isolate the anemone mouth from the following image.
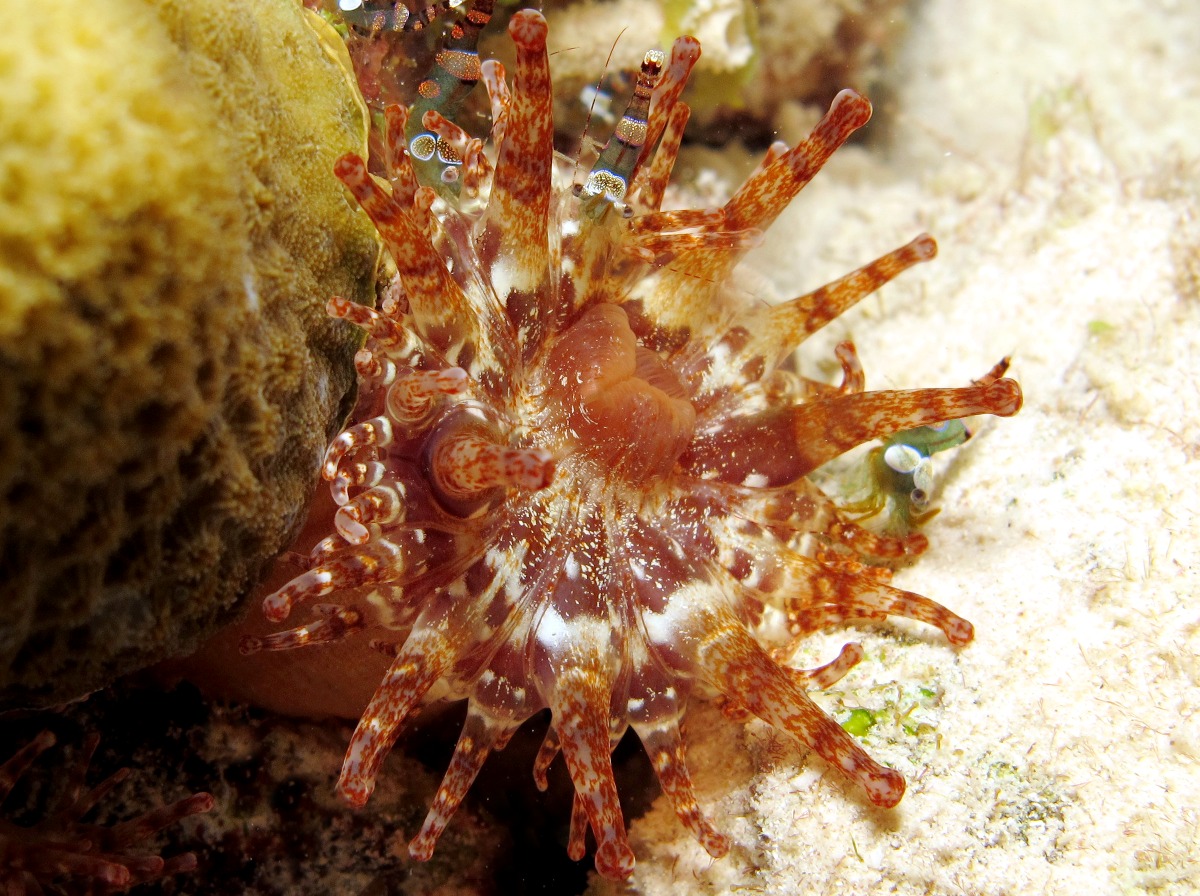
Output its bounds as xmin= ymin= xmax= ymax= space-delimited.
xmin=243 ymin=2 xmax=1021 ymax=880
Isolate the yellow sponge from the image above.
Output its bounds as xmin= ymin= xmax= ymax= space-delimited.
xmin=0 ymin=0 xmax=380 ymax=706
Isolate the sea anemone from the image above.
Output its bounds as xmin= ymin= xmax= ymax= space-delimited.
xmin=0 ymin=731 xmax=213 ymax=892
xmin=244 ymin=2 xmax=1021 ymax=879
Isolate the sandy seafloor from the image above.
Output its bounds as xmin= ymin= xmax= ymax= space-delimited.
xmin=5 ymin=1 xmax=1197 ymax=894
xmin=591 ymin=1 xmax=1200 ymax=893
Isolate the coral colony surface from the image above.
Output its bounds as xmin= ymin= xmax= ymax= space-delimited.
xmin=0 ymin=0 xmax=378 ymax=708
xmin=244 ymin=0 xmax=1022 ymax=880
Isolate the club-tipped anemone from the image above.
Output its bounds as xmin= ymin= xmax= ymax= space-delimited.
xmin=245 ymin=4 xmax=1020 ymax=879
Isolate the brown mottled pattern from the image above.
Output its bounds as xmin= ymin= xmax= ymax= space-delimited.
xmin=480 ymin=11 xmax=552 ymax=318
xmin=383 ymin=104 xmax=419 ymax=206
xmin=638 ymin=37 xmax=702 ymax=172
xmin=246 ymin=6 xmax=1024 ymax=882
xmin=632 ymin=100 xmax=690 ymax=211
xmin=638 ymin=721 xmax=731 ymax=857
xmin=708 ymin=234 xmax=939 ymax=395
xmin=333 ymin=155 xmax=498 ymax=374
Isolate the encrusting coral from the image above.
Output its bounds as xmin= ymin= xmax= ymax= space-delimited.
xmin=231 ymin=0 xmax=1022 ymax=879
xmin=0 ymin=0 xmax=381 ymax=708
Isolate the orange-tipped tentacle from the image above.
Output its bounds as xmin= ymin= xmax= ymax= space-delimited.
xmin=566 ymin=793 xmax=589 ymax=861
xmin=239 ymin=605 xmax=365 ymax=654
xmin=335 ymin=482 xmax=408 ymax=544
xmin=533 ymin=724 xmax=561 ymax=791
xmin=549 ymin=662 xmax=635 ymax=879
xmin=260 ymin=538 xmax=409 ymax=622
xmin=789 ymin=642 xmax=865 ymax=689
xmin=323 ymin=415 xmax=394 ymax=481
xmin=631 ymin=100 xmax=690 ymax=211
xmin=330 ymin=460 xmax=386 ymax=507
xmin=776 ymin=549 xmax=975 ymax=646
xmin=426 ymin=416 xmax=555 ymax=507
xmin=338 ymin=619 xmax=463 ymax=808
xmin=724 ymin=89 xmax=873 ymax=233
xmin=409 ymin=710 xmax=510 ymax=860
xmin=480 ymin=10 xmax=554 ymax=325
xmin=637 ymin=36 xmax=702 ymax=173
xmin=635 ymin=721 xmax=730 ymax=858
xmin=384 ymin=367 xmax=471 ymax=425
xmin=683 ymin=378 xmax=1022 ymax=487
xmin=383 ymin=104 xmax=420 ymax=207
xmin=700 ymin=621 xmax=906 ymax=808
xmin=762 ymin=234 xmax=937 ymax=366
xmin=480 ymin=58 xmax=510 ymax=151
xmin=705 ymin=236 xmax=936 ymax=395
xmin=334 ymin=153 xmax=500 ymax=376
xmin=708 ymin=515 xmax=973 ymax=646
xmin=641 ymin=91 xmax=875 ymax=342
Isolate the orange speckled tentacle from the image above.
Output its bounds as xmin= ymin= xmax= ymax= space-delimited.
xmin=637 ymin=36 xmax=702 ymax=173
xmin=629 ymin=207 xmax=724 ymax=234
xmin=786 ymin=378 xmax=1023 ymax=475
xmin=240 ymin=605 xmax=364 ymax=654
xmin=725 ymin=89 xmax=873 ymax=233
xmin=729 ymin=532 xmax=974 ymax=646
xmin=641 ymin=90 xmax=874 ymax=342
xmin=788 ymin=642 xmax=865 ymax=689
xmin=338 ymin=624 xmax=461 ymax=808
xmin=833 ymin=341 xmax=866 ymax=393
xmin=631 ymin=100 xmax=690 ymax=211
xmin=480 ymin=59 xmax=510 ymax=151
xmin=778 ymin=551 xmax=975 ymax=646
xmin=409 ymin=711 xmax=508 ymax=860
xmin=700 ymin=621 xmax=906 ymax=808
xmin=532 ymin=724 xmax=561 ymax=791
xmin=566 ymin=793 xmax=589 ymax=861
xmin=260 ymin=538 xmax=407 ymax=622
xmin=629 ymin=227 xmax=761 ymax=264
xmin=324 ymin=415 xmax=394 ymax=481
xmin=334 ymin=154 xmax=499 ymax=375
xmin=636 ymin=721 xmax=730 ymax=858
xmin=768 ymin=234 xmax=937 ymax=342
xmin=385 ymin=367 xmax=470 ymax=423
xmin=429 ymin=427 xmax=555 ymax=498
xmin=684 ymin=377 xmax=1022 ymax=487
xmin=328 ymin=296 xmax=403 ymax=346
xmin=550 ymin=664 xmax=636 ymax=879
xmin=383 ymin=104 xmax=420 ymax=206
xmin=481 ymin=10 xmax=553 ymax=321
xmin=713 ymin=234 xmax=939 ymax=390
